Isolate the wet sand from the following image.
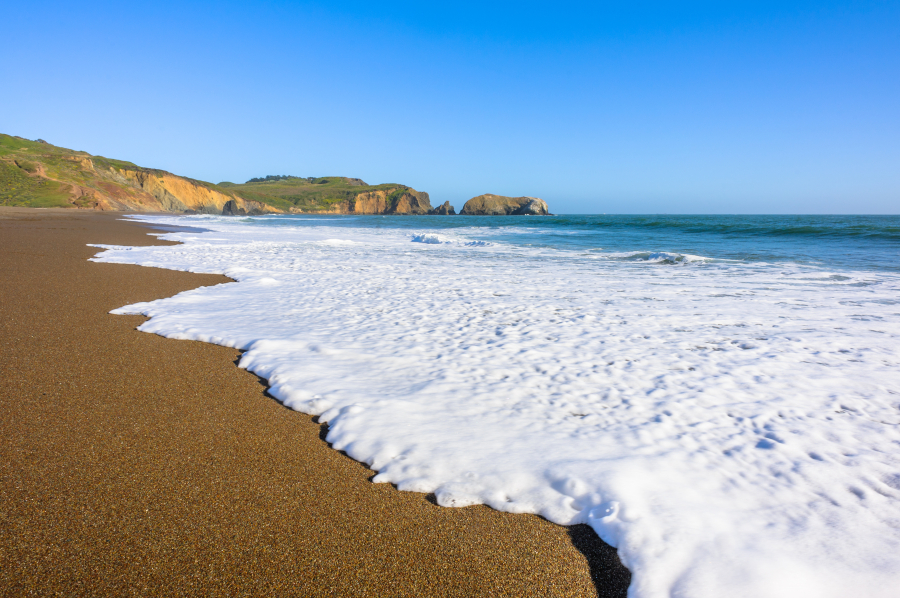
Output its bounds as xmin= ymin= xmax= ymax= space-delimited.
xmin=0 ymin=207 xmax=630 ymax=597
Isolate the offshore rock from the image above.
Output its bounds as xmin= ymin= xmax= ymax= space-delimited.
xmin=429 ymin=201 xmax=456 ymax=215
xmin=459 ymin=194 xmax=550 ymax=216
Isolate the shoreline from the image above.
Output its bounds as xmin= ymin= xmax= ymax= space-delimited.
xmin=0 ymin=207 xmax=630 ymax=596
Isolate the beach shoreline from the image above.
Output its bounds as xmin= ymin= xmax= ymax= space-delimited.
xmin=0 ymin=207 xmax=629 ymax=597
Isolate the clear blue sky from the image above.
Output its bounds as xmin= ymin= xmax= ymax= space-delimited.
xmin=3 ymin=1 xmax=898 ymax=213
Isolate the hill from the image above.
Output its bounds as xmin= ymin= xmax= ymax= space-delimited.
xmin=0 ymin=134 xmax=433 ymax=214
xmin=220 ymin=176 xmax=433 ymax=214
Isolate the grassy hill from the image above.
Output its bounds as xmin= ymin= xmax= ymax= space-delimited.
xmin=219 ymin=176 xmax=426 ymax=213
xmin=0 ymin=133 xmax=431 ymax=214
xmin=0 ymin=135 xmax=103 ymax=208
xmin=0 ymin=134 xmax=242 ymax=211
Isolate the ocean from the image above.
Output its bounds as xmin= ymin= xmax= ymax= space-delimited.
xmin=91 ymin=214 xmax=900 ymax=598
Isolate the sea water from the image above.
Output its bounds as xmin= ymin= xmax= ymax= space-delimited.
xmin=91 ymin=214 xmax=900 ymax=598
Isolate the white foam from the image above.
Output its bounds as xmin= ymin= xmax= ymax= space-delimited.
xmin=608 ymin=250 xmax=713 ymax=264
xmin=411 ymin=232 xmax=492 ymax=247
xmin=91 ymin=215 xmax=900 ymax=598
xmin=317 ymin=238 xmax=358 ymax=246
xmin=411 ymin=233 xmax=451 ymax=244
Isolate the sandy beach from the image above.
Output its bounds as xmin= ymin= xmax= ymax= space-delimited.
xmin=0 ymin=208 xmax=630 ymax=597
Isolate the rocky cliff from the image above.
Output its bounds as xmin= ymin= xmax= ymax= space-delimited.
xmin=459 ymin=194 xmax=550 ymax=215
xmin=105 ymin=167 xmax=283 ymax=214
xmin=227 ymin=175 xmax=438 ymax=216
xmin=1 ymin=135 xmax=440 ymax=215
xmin=0 ymin=134 xmax=282 ymax=213
xmin=319 ymin=188 xmax=434 ymax=215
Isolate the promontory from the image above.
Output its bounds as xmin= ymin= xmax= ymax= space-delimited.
xmin=0 ymin=134 xmax=435 ymax=215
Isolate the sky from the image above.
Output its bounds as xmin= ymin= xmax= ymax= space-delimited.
xmin=2 ymin=1 xmax=898 ymax=213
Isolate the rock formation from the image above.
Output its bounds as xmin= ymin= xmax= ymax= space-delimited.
xmin=459 ymin=194 xmax=550 ymax=215
xmin=429 ymin=201 xmax=456 ymax=215
xmin=222 ymin=199 xmax=276 ymax=216
xmin=321 ymin=188 xmax=434 ymax=215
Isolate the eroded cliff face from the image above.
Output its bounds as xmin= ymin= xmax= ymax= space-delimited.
xmin=320 ymin=188 xmax=433 ymax=215
xmin=388 ymin=189 xmax=432 ymax=214
xmin=3 ymin=145 xmax=282 ymax=213
xmin=105 ymin=168 xmax=281 ymax=214
xmin=1 ymin=133 xmax=434 ymax=215
xmin=222 ymin=198 xmax=277 ymax=216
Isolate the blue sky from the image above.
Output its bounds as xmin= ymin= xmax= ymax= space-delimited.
xmin=2 ymin=1 xmax=898 ymax=213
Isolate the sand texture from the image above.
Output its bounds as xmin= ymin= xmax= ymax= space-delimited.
xmin=0 ymin=208 xmax=630 ymax=597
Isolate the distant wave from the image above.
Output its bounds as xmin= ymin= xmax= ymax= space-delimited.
xmin=582 ymin=216 xmax=900 ymax=240
xmin=607 ymin=251 xmax=713 ymax=264
xmin=411 ymin=233 xmax=492 ymax=247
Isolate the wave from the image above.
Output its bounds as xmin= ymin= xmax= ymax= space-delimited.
xmin=411 ymin=233 xmax=492 ymax=247
xmin=607 ymin=251 xmax=713 ymax=264
xmin=582 ymin=216 xmax=900 ymax=240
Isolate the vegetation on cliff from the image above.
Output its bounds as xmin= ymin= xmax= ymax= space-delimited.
xmin=221 ymin=176 xmax=431 ymax=214
xmin=0 ymin=133 xmax=244 ymax=211
xmin=0 ymin=133 xmax=432 ymax=214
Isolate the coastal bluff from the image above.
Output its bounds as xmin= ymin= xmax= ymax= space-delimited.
xmin=459 ymin=194 xmax=550 ymax=215
xmin=0 ymin=134 xmax=281 ymax=214
xmin=0 ymin=134 xmax=433 ymax=215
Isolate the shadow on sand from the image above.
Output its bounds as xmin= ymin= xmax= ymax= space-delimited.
xmin=567 ymin=524 xmax=631 ymax=597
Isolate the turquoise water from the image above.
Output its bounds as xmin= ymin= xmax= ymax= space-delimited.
xmin=233 ymin=214 xmax=900 ymax=272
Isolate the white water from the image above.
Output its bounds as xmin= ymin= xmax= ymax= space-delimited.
xmin=92 ymin=215 xmax=900 ymax=598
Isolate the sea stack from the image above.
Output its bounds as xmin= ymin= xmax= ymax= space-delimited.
xmin=459 ymin=194 xmax=550 ymax=215
xmin=429 ymin=201 xmax=457 ymax=215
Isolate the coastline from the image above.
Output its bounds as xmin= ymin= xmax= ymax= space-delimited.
xmin=0 ymin=208 xmax=629 ymax=596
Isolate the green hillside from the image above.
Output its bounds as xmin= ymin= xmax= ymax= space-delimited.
xmin=0 ymin=135 xmax=92 ymax=207
xmin=220 ymin=176 xmax=418 ymax=212
xmin=0 ymin=133 xmax=427 ymax=213
xmin=0 ymin=133 xmax=239 ymax=210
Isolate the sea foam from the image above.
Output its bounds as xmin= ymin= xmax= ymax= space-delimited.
xmin=91 ymin=215 xmax=900 ymax=598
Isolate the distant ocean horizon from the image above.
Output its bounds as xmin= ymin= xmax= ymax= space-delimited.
xmin=92 ymin=212 xmax=900 ymax=598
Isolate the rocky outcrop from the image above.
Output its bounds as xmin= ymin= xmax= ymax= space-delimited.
xmin=459 ymin=194 xmax=550 ymax=216
xmin=322 ymin=188 xmax=433 ymax=215
xmin=222 ymin=198 xmax=275 ymax=216
xmin=388 ymin=189 xmax=432 ymax=214
xmin=106 ymin=168 xmax=286 ymax=214
xmin=429 ymin=201 xmax=456 ymax=215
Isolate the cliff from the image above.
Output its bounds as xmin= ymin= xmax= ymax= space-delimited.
xmin=0 ymin=134 xmax=280 ymax=213
xmin=223 ymin=176 xmax=435 ymax=215
xmin=459 ymin=194 xmax=550 ymax=215
xmin=0 ymin=134 xmax=435 ymax=215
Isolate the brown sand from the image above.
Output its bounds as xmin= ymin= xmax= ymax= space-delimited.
xmin=0 ymin=208 xmax=631 ymax=597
